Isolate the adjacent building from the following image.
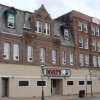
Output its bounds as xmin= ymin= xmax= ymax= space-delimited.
xmin=0 ymin=4 xmax=100 ymax=97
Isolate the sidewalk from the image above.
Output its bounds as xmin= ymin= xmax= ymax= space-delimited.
xmin=0 ymin=93 xmax=100 ymax=100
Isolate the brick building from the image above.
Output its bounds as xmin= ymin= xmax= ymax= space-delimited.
xmin=0 ymin=4 xmax=100 ymax=97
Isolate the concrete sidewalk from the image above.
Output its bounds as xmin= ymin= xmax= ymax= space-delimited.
xmin=0 ymin=93 xmax=100 ymax=100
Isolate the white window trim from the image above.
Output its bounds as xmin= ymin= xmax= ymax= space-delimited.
xmin=70 ymin=52 xmax=73 ymax=65
xmin=80 ymin=54 xmax=84 ymax=66
xmin=97 ymin=41 xmax=100 ymax=52
xmin=78 ymin=20 xmax=82 ymax=31
xmin=4 ymin=42 xmax=10 ymax=60
xmin=91 ymin=26 xmax=95 ymax=35
xmin=92 ymin=40 xmax=96 ymax=51
xmin=84 ymin=23 xmax=88 ymax=33
xmin=18 ymin=80 xmax=30 ymax=87
xmin=13 ymin=44 xmax=19 ymax=61
xmin=27 ymin=46 xmax=33 ymax=62
xmin=85 ymin=55 xmax=89 ymax=66
xmin=79 ymin=37 xmax=83 ymax=49
xmin=36 ymin=80 xmax=47 ymax=87
xmin=98 ymin=56 xmax=100 ymax=67
xmin=62 ymin=51 xmax=66 ymax=65
xmin=44 ymin=23 xmax=50 ymax=35
xmin=96 ymin=27 xmax=99 ymax=36
xmin=93 ymin=56 xmax=97 ymax=67
xmin=35 ymin=21 xmax=42 ymax=33
xmin=40 ymin=48 xmax=45 ymax=63
xmin=85 ymin=38 xmax=88 ymax=49
xmin=8 ymin=14 xmax=14 ymax=28
xmin=52 ymin=50 xmax=56 ymax=64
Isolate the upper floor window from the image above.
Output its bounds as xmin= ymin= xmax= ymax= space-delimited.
xmin=70 ymin=52 xmax=73 ymax=65
xmin=91 ymin=26 xmax=95 ymax=35
xmin=62 ymin=51 xmax=66 ymax=65
xmin=35 ymin=21 xmax=42 ymax=33
xmin=27 ymin=46 xmax=33 ymax=62
xmin=93 ymin=56 xmax=97 ymax=67
xmin=64 ymin=29 xmax=69 ymax=40
xmin=84 ymin=23 xmax=88 ymax=33
xmin=80 ymin=54 xmax=84 ymax=66
xmin=8 ymin=14 xmax=15 ymax=28
xmin=4 ymin=42 xmax=10 ymax=59
xmin=13 ymin=44 xmax=19 ymax=60
xmin=78 ymin=21 xmax=82 ymax=31
xmin=79 ymin=36 xmax=83 ymax=48
xmin=92 ymin=40 xmax=96 ymax=51
xmin=52 ymin=50 xmax=56 ymax=64
xmin=40 ymin=48 xmax=45 ymax=63
xmin=97 ymin=41 xmax=100 ymax=52
xmin=96 ymin=27 xmax=99 ymax=36
xmin=44 ymin=23 xmax=50 ymax=35
xmin=67 ymin=81 xmax=74 ymax=86
xmin=85 ymin=55 xmax=89 ymax=66
xmin=98 ymin=57 xmax=100 ymax=67
xmin=84 ymin=38 xmax=88 ymax=49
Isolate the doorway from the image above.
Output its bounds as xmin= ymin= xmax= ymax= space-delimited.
xmin=51 ymin=79 xmax=56 ymax=94
xmin=2 ymin=78 xmax=9 ymax=97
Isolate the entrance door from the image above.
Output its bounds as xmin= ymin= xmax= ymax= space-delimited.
xmin=2 ymin=78 xmax=9 ymax=97
xmin=51 ymin=79 xmax=56 ymax=94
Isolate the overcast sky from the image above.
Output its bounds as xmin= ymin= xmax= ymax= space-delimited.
xmin=0 ymin=0 xmax=100 ymax=19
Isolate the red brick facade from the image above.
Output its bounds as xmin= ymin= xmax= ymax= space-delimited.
xmin=0 ymin=5 xmax=75 ymax=68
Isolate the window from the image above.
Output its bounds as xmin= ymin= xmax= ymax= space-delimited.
xmin=40 ymin=48 xmax=45 ymax=63
xmin=44 ymin=23 xmax=50 ymax=35
xmin=97 ymin=41 xmax=100 ymax=52
xmin=70 ymin=52 xmax=73 ymax=65
xmin=80 ymin=54 xmax=84 ymax=66
xmin=35 ymin=21 xmax=42 ymax=33
xmin=96 ymin=27 xmax=99 ymax=36
xmin=64 ymin=29 xmax=69 ymax=40
xmin=84 ymin=23 xmax=88 ymax=33
xmin=93 ymin=56 xmax=97 ymax=67
xmin=37 ymin=81 xmax=46 ymax=86
xmin=52 ymin=50 xmax=56 ymax=64
xmin=27 ymin=46 xmax=33 ymax=62
xmin=19 ymin=81 xmax=29 ymax=87
xmin=79 ymin=81 xmax=85 ymax=85
xmin=62 ymin=51 xmax=66 ymax=65
xmin=79 ymin=37 xmax=83 ymax=48
xmin=8 ymin=14 xmax=15 ymax=28
xmin=78 ymin=21 xmax=82 ymax=31
xmin=85 ymin=55 xmax=89 ymax=66
xmin=4 ymin=42 xmax=10 ymax=59
xmin=91 ymin=26 xmax=95 ymax=35
xmin=98 ymin=57 xmax=100 ymax=67
xmin=87 ymin=81 xmax=92 ymax=85
xmin=92 ymin=40 xmax=96 ymax=51
xmin=84 ymin=38 xmax=88 ymax=49
xmin=67 ymin=81 xmax=74 ymax=86
xmin=13 ymin=44 xmax=19 ymax=60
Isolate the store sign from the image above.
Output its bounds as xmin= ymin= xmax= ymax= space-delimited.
xmin=43 ymin=68 xmax=71 ymax=77
xmin=92 ymin=17 xmax=100 ymax=24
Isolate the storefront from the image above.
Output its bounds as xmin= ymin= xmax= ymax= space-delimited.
xmin=0 ymin=64 xmax=100 ymax=97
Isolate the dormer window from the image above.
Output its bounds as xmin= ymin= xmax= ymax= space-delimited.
xmin=5 ymin=7 xmax=17 ymax=28
xmin=64 ymin=29 xmax=69 ymax=40
xmin=35 ymin=21 xmax=42 ymax=33
xmin=8 ymin=14 xmax=14 ymax=28
xmin=44 ymin=23 xmax=50 ymax=35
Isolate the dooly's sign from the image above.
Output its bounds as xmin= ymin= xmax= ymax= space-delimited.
xmin=43 ymin=68 xmax=71 ymax=77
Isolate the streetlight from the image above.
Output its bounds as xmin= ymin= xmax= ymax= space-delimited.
xmin=41 ymin=65 xmax=44 ymax=100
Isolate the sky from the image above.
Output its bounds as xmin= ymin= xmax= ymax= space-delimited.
xmin=0 ymin=0 xmax=100 ymax=19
